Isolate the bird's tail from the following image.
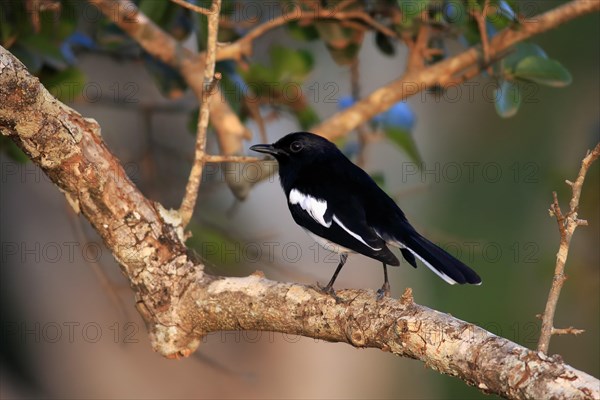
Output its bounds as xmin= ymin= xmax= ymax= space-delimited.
xmin=401 ymin=233 xmax=482 ymax=285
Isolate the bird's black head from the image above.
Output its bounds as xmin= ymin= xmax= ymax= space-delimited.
xmin=250 ymin=132 xmax=338 ymax=167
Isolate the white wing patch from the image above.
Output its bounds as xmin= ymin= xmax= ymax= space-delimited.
xmin=289 ymin=189 xmax=331 ymax=228
xmin=289 ymin=189 xmax=382 ymax=252
xmin=332 ymin=215 xmax=382 ymax=251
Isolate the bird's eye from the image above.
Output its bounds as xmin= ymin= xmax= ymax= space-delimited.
xmin=290 ymin=141 xmax=303 ymax=153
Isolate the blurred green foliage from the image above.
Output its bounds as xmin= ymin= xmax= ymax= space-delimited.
xmin=1 ymin=0 xmax=574 ymax=165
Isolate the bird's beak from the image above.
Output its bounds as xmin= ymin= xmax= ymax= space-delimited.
xmin=250 ymin=144 xmax=279 ymax=156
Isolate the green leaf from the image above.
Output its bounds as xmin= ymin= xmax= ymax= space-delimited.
xmin=269 ymin=46 xmax=313 ymax=82
xmin=494 ymin=80 xmax=521 ymax=118
xmin=501 ymin=42 xmax=548 ymax=74
xmin=514 ymin=56 xmax=572 ymax=87
xmin=384 ymin=127 xmax=423 ymax=164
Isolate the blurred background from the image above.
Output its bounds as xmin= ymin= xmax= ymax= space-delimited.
xmin=1 ymin=1 xmax=598 ymax=399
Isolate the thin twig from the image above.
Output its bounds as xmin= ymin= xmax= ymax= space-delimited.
xmin=203 ymin=155 xmax=263 ymax=163
xmin=552 ymin=327 xmax=585 ymax=336
xmin=537 ymin=143 xmax=600 ymax=354
xmin=216 ymin=3 xmax=397 ymax=61
xmin=406 ymin=24 xmax=430 ymax=72
xmin=170 ymin=0 xmax=214 ymax=16
xmin=472 ymin=0 xmax=491 ymax=67
xmin=342 ymin=10 xmax=397 ymax=38
xmin=179 ymin=0 xmax=222 ymax=228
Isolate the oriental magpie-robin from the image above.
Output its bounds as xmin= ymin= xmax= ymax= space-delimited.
xmin=250 ymin=132 xmax=481 ymax=298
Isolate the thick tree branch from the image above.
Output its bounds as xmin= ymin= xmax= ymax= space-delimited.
xmin=537 ymin=143 xmax=600 ymax=353
xmin=1 ymin=45 xmax=599 ymax=400
xmin=312 ymin=0 xmax=600 ymax=140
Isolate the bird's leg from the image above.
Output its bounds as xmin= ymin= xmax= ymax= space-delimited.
xmin=318 ymin=253 xmax=348 ymax=300
xmin=376 ymin=263 xmax=391 ymax=300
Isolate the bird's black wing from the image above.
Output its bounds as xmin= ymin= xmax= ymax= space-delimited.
xmin=331 ymin=157 xmax=481 ymax=284
xmin=287 ymin=188 xmax=399 ymax=265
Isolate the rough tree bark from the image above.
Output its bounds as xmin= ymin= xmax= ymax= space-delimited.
xmin=1 ymin=45 xmax=598 ymax=400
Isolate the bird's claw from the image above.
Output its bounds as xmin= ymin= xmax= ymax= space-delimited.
xmin=376 ymin=283 xmax=391 ymax=301
xmin=316 ymin=283 xmax=344 ymax=303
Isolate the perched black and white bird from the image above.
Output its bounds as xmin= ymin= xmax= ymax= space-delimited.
xmin=250 ymin=132 xmax=481 ymax=298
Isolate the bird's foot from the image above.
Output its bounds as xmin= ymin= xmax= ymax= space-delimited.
xmin=376 ymin=282 xmax=391 ymax=301
xmin=316 ymin=283 xmax=343 ymax=303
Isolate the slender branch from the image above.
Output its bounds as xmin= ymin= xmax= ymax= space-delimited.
xmin=179 ymin=69 xmax=221 ymax=227
xmin=537 ymin=143 xmax=600 ymax=354
xmin=203 ymin=155 xmax=263 ymax=163
xmin=312 ymin=0 xmax=600 ymax=140
xmin=87 ymin=0 xmax=251 ymax=182
xmin=178 ymin=0 xmax=222 ymax=228
xmin=170 ymin=0 xmax=214 ymax=16
xmin=179 ymin=0 xmax=222 ymax=226
xmin=215 ymin=3 xmax=397 ymax=61
xmin=552 ymin=327 xmax=585 ymax=336
xmin=406 ymin=24 xmax=430 ymax=72
xmin=472 ymin=0 xmax=491 ymax=66
xmin=2 ymin=44 xmax=600 ymax=400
